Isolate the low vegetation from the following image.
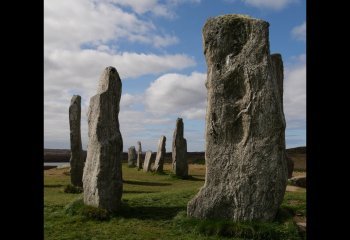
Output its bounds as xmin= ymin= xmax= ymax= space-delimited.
xmin=45 ymin=164 xmax=306 ymax=240
xmin=63 ymin=184 xmax=83 ymax=194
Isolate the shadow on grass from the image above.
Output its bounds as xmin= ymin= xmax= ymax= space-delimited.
xmin=152 ymin=171 xmax=168 ymax=176
xmin=169 ymin=174 xmax=204 ymax=181
xmin=115 ymin=203 xmax=184 ymax=220
xmin=44 ymin=184 xmax=64 ymax=188
xmin=123 ymin=180 xmax=171 ymax=186
xmin=123 ymin=190 xmax=158 ymax=194
xmin=65 ymin=199 xmax=184 ymax=221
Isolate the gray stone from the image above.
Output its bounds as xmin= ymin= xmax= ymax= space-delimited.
xmin=153 ymin=136 xmax=166 ymax=173
xmin=128 ymin=146 xmax=137 ymax=167
xmin=136 ymin=141 xmax=142 ymax=169
xmin=69 ymin=95 xmax=84 ymax=187
xmin=172 ymin=118 xmax=188 ymax=177
xmin=82 ymin=66 xmax=123 ymax=212
xmin=143 ymin=151 xmax=153 ymax=172
xmin=187 ymin=14 xmax=288 ymax=221
xmin=271 ymin=54 xmax=292 ymax=179
xmin=286 ymin=154 xmax=294 ymax=179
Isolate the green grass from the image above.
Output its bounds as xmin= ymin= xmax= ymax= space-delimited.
xmin=44 ymin=164 xmax=306 ymax=240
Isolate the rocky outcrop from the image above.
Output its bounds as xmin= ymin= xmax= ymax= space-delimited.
xmin=187 ymin=14 xmax=288 ymax=221
xmin=82 ymin=66 xmax=123 ymax=212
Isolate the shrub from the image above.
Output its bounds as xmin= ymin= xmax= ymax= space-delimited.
xmin=64 ymin=184 xmax=83 ymax=194
xmin=65 ymin=198 xmax=84 ymax=215
xmin=65 ymin=198 xmax=110 ymax=221
xmin=82 ymin=205 xmax=110 ymax=221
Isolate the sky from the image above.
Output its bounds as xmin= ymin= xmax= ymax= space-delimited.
xmin=44 ymin=0 xmax=306 ymax=152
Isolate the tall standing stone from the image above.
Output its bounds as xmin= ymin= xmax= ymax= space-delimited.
xmin=136 ymin=141 xmax=142 ymax=169
xmin=153 ymin=136 xmax=166 ymax=173
xmin=143 ymin=151 xmax=153 ymax=172
xmin=82 ymin=66 xmax=123 ymax=212
xmin=69 ymin=95 xmax=84 ymax=187
xmin=187 ymin=15 xmax=288 ymax=221
xmin=172 ymin=118 xmax=188 ymax=177
xmin=271 ymin=54 xmax=294 ymax=178
xmin=286 ymin=154 xmax=294 ymax=179
xmin=128 ymin=146 xmax=137 ymax=167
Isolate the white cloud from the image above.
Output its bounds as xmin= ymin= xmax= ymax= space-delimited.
xmin=167 ymin=0 xmax=201 ymax=5
xmin=44 ymin=0 xmax=179 ymax=50
xmin=108 ymin=0 xmax=201 ymax=18
xmin=241 ymin=0 xmax=296 ymax=10
xmin=291 ymin=21 xmax=306 ymax=41
xmin=153 ymin=35 xmax=180 ymax=48
xmin=120 ymin=93 xmax=141 ymax=109
xmin=45 ymin=48 xmax=195 ymax=86
xmin=108 ymin=0 xmax=171 ymax=17
xmin=182 ymin=108 xmax=206 ymax=119
xmin=145 ymin=72 xmax=207 ymax=119
xmin=44 ymin=0 xmax=197 ymax=150
xmin=284 ymin=55 xmax=306 ymax=129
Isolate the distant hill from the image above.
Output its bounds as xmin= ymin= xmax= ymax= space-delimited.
xmin=44 ymin=147 xmax=306 ymax=170
xmin=44 ymin=149 xmax=204 ymax=164
xmin=286 ymin=146 xmax=306 ymax=155
xmin=286 ymin=146 xmax=306 ymax=171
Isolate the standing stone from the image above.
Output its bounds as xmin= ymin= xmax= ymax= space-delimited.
xmin=172 ymin=118 xmax=188 ymax=177
xmin=153 ymin=136 xmax=166 ymax=173
xmin=286 ymin=154 xmax=294 ymax=179
xmin=128 ymin=146 xmax=137 ymax=167
xmin=187 ymin=15 xmax=288 ymax=221
xmin=271 ymin=54 xmax=293 ymax=178
xmin=69 ymin=95 xmax=84 ymax=187
xmin=82 ymin=66 xmax=123 ymax=212
xmin=136 ymin=141 xmax=142 ymax=169
xmin=143 ymin=151 xmax=153 ymax=172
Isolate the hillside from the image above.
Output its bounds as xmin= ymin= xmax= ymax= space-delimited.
xmin=44 ymin=147 xmax=306 ymax=170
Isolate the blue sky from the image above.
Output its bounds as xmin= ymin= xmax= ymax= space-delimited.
xmin=44 ymin=0 xmax=306 ymax=151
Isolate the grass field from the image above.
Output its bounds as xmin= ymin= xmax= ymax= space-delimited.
xmin=44 ymin=164 xmax=306 ymax=240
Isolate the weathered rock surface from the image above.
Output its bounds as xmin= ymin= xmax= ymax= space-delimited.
xmin=271 ymin=54 xmax=293 ymax=179
xmin=128 ymin=146 xmax=137 ymax=167
xmin=153 ymin=136 xmax=166 ymax=172
xmin=136 ymin=141 xmax=142 ymax=169
xmin=82 ymin=66 xmax=123 ymax=212
xmin=143 ymin=151 xmax=153 ymax=172
xmin=286 ymin=154 xmax=294 ymax=179
xmin=172 ymin=118 xmax=188 ymax=177
xmin=187 ymin=14 xmax=288 ymax=221
xmin=69 ymin=95 xmax=84 ymax=187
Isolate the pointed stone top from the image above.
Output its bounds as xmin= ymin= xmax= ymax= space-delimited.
xmin=70 ymin=95 xmax=81 ymax=105
xmin=175 ymin=118 xmax=184 ymax=138
xmin=271 ymin=53 xmax=282 ymax=59
xmin=205 ymin=14 xmax=268 ymax=27
xmin=97 ymin=66 xmax=121 ymax=94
